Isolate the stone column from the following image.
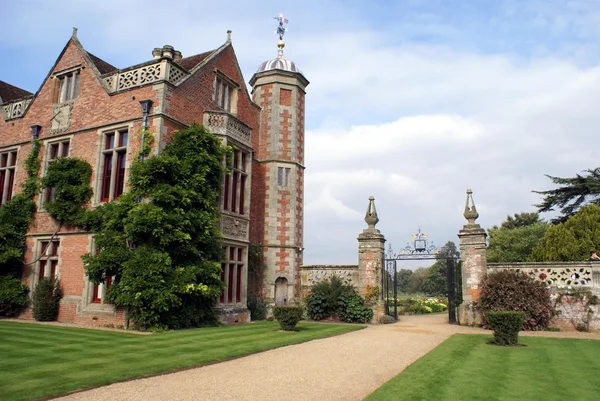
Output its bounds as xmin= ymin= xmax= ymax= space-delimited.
xmin=357 ymin=196 xmax=386 ymax=323
xmin=457 ymin=189 xmax=487 ymax=326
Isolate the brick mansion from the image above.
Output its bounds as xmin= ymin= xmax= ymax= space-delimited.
xmin=0 ymin=27 xmax=308 ymax=325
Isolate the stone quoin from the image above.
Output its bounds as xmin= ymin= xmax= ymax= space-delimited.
xmin=0 ymin=24 xmax=308 ymax=325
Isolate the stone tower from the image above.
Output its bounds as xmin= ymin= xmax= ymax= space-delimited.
xmin=249 ymin=17 xmax=309 ymax=305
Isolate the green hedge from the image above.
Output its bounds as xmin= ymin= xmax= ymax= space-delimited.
xmin=272 ymin=305 xmax=304 ymax=331
xmin=486 ymin=310 xmax=525 ymax=346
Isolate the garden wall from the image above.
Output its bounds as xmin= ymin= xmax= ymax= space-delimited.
xmin=488 ymin=262 xmax=600 ymax=330
xmin=300 ymin=265 xmax=358 ymax=297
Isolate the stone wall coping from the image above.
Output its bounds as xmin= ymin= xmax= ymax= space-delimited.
xmin=489 ymin=261 xmax=600 ymax=268
xmin=301 ymin=265 xmax=358 ymax=269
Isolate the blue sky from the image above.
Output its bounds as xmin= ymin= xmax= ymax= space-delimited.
xmin=3 ymin=0 xmax=600 ymax=265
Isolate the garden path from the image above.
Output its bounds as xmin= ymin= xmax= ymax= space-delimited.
xmin=53 ymin=314 xmax=600 ymax=401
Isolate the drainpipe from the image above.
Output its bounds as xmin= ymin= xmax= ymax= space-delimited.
xmin=139 ymin=99 xmax=153 ymax=160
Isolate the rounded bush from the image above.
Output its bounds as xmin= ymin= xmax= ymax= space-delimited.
xmin=487 ymin=310 xmax=525 ymax=346
xmin=0 ymin=276 xmax=29 ymax=315
xmin=272 ymin=305 xmax=304 ymax=331
xmin=476 ymin=270 xmax=552 ymax=330
xmin=339 ymin=294 xmax=373 ymax=323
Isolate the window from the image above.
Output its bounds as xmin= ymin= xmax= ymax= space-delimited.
xmin=277 ymin=167 xmax=291 ymax=188
xmin=220 ymin=246 xmax=244 ymax=304
xmin=56 ymin=70 xmax=80 ymax=103
xmin=214 ymin=76 xmax=237 ymax=113
xmin=37 ymin=240 xmax=60 ymax=280
xmin=223 ymin=149 xmax=248 ymax=214
xmin=0 ymin=150 xmax=17 ymax=205
xmin=92 ymin=275 xmax=113 ymax=304
xmin=100 ymin=129 xmax=128 ymax=202
xmin=43 ymin=140 xmax=70 ymax=203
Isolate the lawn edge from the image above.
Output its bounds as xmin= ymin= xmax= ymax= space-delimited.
xmin=37 ymin=323 xmax=366 ymax=401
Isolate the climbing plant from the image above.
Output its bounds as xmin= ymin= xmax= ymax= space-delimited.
xmin=41 ymin=157 xmax=93 ymax=227
xmin=0 ymin=140 xmax=40 ymax=313
xmin=83 ymin=125 xmax=227 ymax=329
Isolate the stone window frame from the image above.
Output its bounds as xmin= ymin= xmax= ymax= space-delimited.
xmin=33 ymin=237 xmax=61 ymax=286
xmin=39 ymin=136 xmax=73 ymax=208
xmin=222 ymin=145 xmax=250 ymax=215
xmin=277 ymin=166 xmax=291 ymax=189
xmin=220 ymin=244 xmax=246 ymax=305
xmin=0 ymin=147 xmax=19 ymax=205
xmin=213 ymin=70 xmax=240 ymax=115
xmin=53 ymin=65 xmax=82 ymax=104
xmin=94 ymin=125 xmax=131 ymax=205
xmin=80 ymin=235 xmax=116 ymax=315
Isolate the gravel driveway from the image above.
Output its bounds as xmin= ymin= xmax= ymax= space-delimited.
xmin=53 ymin=314 xmax=600 ymax=401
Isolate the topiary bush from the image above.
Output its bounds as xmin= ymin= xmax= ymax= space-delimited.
xmin=475 ymin=269 xmax=552 ymax=330
xmin=247 ymin=294 xmax=268 ymax=321
xmin=338 ymin=294 xmax=373 ymax=323
xmin=272 ymin=305 xmax=304 ymax=331
xmin=31 ymin=277 xmax=62 ymax=321
xmin=486 ymin=310 xmax=525 ymax=346
xmin=0 ymin=276 xmax=29 ymax=315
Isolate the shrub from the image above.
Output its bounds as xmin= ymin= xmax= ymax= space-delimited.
xmin=247 ymin=295 xmax=268 ymax=321
xmin=339 ymin=294 xmax=373 ymax=323
xmin=272 ymin=305 xmax=304 ymax=331
xmin=0 ymin=276 xmax=29 ymax=315
xmin=305 ymin=276 xmax=355 ymax=320
xmin=486 ymin=311 xmax=525 ymax=346
xmin=31 ymin=277 xmax=62 ymax=321
xmin=475 ymin=269 xmax=552 ymax=330
xmin=378 ymin=314 xmax=397 ymax=324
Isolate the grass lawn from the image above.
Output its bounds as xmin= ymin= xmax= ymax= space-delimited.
xmin=366 ymin=334 xmax=600 ymax=401
xmin=0 ymin=320 xmax=362 ymax=401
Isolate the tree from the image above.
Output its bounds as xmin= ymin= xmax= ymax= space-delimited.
xmin=422 ymin=241 xmax=459 ymax=295
xmin=407 ymin=267 xmax=428 ymax=294
xmin=395 ymin=269 xmax=412 ymax=293
xmin=487 ymin=213 xmax=548 ymax=263
xmin=83 ymin=125 xmax=226 ymax=329
xmin=532 ymin=204 xmax=600 ymax=262
xmin=534 ymin=168 xmax=600 ymax=223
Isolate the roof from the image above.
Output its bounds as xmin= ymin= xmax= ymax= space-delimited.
xmin=178 ymin=50 xmax=214 ymax=70
xmin=87 ymin=52 xmax=117 ymax=75
xmin=0 ymin=80 xmax=33 ymax=104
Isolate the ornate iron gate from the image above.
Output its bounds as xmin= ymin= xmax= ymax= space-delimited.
xmin=383 ymin=229 xmax=458 ymax=324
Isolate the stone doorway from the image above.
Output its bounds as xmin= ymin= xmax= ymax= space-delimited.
xmin=275 ymin=277 xmax=288 ymax=306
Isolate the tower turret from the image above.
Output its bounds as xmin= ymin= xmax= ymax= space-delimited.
xmin=249 ymin=14 xmax=309 ymax=305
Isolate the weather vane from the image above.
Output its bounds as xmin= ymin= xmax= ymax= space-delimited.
xmin=274 ymin=13 xmax=289 ymax=40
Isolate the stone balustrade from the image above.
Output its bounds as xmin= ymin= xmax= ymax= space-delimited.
xmin=203 ymin=111 xmax=252 ymax=146
xmin=102 ymin=59 xmax=188 ymax=93
xmin=488 ymin=262 xmax=600 ymax=292
xmin=1 ymin=98 xmax=33 ymax=121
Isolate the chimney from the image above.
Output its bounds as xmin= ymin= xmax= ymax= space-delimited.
xmin=162 ymin=45 xmax=174 ymax=59
xmin=152 ymin=48 xmax=162 ymax=59
xmin=174 ymin=50 xmax=183 ymax=62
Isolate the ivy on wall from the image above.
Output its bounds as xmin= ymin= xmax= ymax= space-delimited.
xmin=83 ymin=125 xmax=228 ymax=329
xmin=41 ymin=157 xmax=93 ymax=227
xmin=0 ymin=140 xmax=40 ymax=313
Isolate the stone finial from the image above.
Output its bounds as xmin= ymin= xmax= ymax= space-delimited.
xmin=364 ymin=196 xmax=379 ymax=229
xmin=152 ymin=48 xmax=162 ymax=59
xmin=173 ymin=50 xmax=183 ymax=62
xmin=72 ymin=27 xmax=78 ymax=38
xmin=463 ymin=189 xmax=479 ymax=224
xmin=227 ymin=30 xmax=232 ymax=43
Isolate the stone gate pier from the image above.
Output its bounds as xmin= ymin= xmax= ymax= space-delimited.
xmin=301 ymin=196 xmax=386 ymax=323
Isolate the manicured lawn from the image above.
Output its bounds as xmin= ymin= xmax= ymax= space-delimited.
xmin=0 ymin=321 xmax=363 ymax=401
xmin=366 ymin=334 xmax=600 ymax=401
